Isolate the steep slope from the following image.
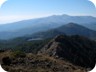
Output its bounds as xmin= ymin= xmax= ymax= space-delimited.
xmin=38 ymin=35 xmax=96 ymax=69
xmin=31 ymin=23 xmax=96 ymax=40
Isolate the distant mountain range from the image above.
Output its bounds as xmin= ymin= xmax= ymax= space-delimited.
xmin=0 ymin=14 xmax=96 ymax=31
xmin=0 ymin=14 xmax=96 ymax=40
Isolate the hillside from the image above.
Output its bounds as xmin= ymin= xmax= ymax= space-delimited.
xmin=39 ymin=35 xmax=96 ymax=69
xmin=31 ymin=23 xmax=96 ymax=40
xmin=0 ymin=37 xmax=51 ymax=53
xmin=56 ymin=23 xmax=96 ymax=39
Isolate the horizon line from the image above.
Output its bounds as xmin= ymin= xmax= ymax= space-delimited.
xmin=0 ymin=14 xmax=96 ymax=25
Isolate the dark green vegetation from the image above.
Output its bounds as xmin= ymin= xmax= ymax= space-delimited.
xmin=0 ymin=37 xmax=50 ymax=53
xmin=0 ymin=35 xmax=96 ymax=72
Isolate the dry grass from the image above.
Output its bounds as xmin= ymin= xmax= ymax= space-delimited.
xmin=0 ymin=51 xmax=87 ymax=72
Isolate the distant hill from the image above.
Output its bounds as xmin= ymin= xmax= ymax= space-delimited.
xmin=38 ymin=35 xmax=96 ymax=69
xmin=0 ymin=14 xmax=96 ymax=40
xmin=31 ymin=23 xmax=96 ymax=40
xmin=56 ymin=23 xmax=96 ymax=39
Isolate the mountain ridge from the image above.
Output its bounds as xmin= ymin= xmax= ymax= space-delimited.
xmin=38 ymin=35 xmax=96 ymax=69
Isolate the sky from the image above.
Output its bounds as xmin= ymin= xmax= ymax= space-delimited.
xmin=0 ymin=0 xmax=96 ymax=24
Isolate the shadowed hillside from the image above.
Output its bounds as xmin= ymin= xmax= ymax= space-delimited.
xmin=39 ymin=35 xmax=96 ymax=69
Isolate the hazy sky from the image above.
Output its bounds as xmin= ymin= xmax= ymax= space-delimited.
xmin=0 ymin=0 xmax=96 ymax=24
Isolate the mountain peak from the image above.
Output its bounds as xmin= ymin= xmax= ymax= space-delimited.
xmin=50 ymin=14 xmax=69 ymax=17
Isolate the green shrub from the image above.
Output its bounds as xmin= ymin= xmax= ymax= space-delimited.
xmin=12 ymin=50 xmax=26 ymax=58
